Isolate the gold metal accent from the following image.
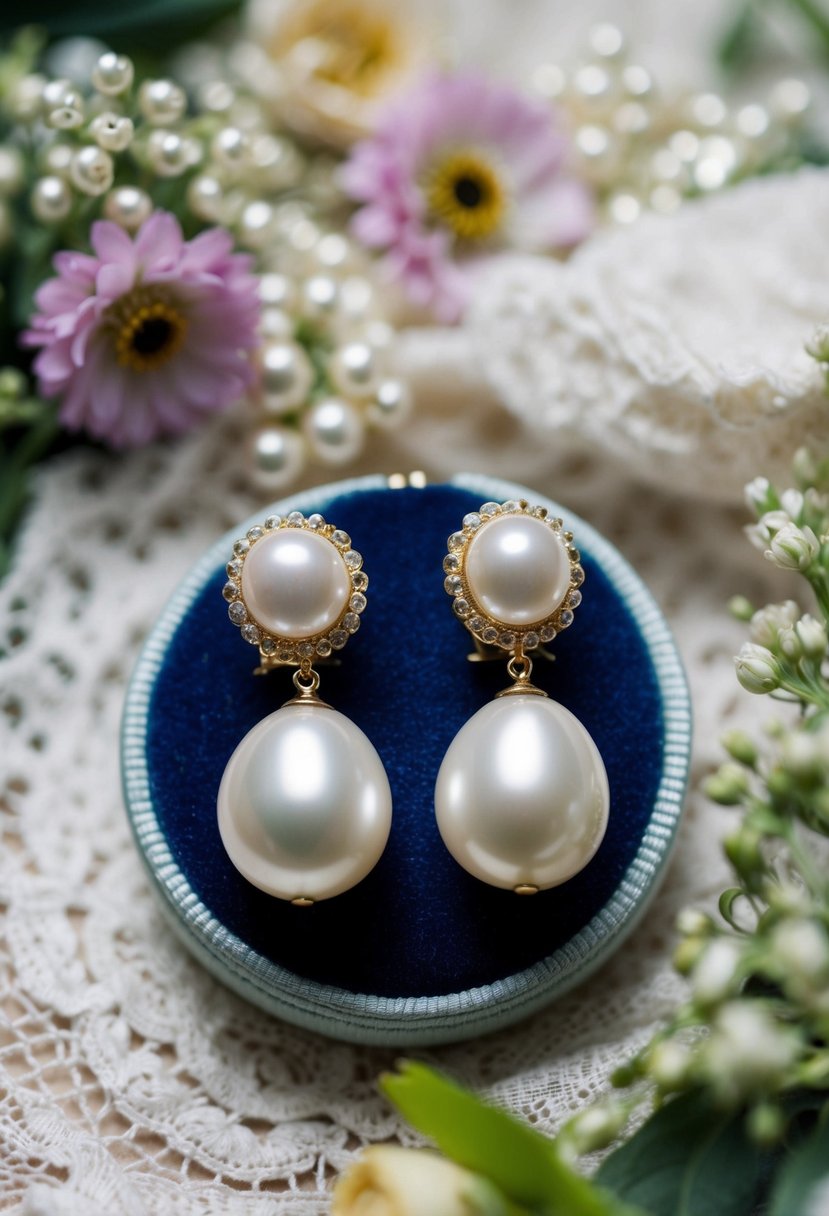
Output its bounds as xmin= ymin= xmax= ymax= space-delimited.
xmin=282 ymin=665 xmax=333 ymax=709
xmin=495 ymin=652 xmax=548 ymax=699
xmin=388 ymin=471 xmax=428 ymax=489
xmin=514 ymin=884 xmax=540 ymax=896
xmin=291 ymin=896 xmax=315 ymax=908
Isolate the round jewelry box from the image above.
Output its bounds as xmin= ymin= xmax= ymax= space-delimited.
xmin=121 ymin=473 xmax=691 ymax=1046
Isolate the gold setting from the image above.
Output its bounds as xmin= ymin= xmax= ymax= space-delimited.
xmin=223 ymin=510 xmax=368 ymax=673
xmin=442 ymin=499 xmax=584 ymax=654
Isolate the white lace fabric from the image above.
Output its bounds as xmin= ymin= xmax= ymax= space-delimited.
xmin=0 ymin=407 xmax=794 ymax=1213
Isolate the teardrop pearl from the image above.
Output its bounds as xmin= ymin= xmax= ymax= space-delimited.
xmin=435 ymin=695 xmax=609 ymax=891
xmin=218 ymin=704 xmax=392 ymax=902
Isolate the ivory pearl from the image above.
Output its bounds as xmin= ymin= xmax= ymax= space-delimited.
xmin=241 ymin=528 xmax=350 ymax=639
xmin=466 ymin=514 xmax=570 ymax=627
xmin=218 ymin=705 xmax=392 ymax=902
xmin=435 ymin=695 xmax=609 ymax=891
xmin=303 ymin=397 xmax=365 ymax=465
xmin=248 ymin=424 xmax=305 ymax=492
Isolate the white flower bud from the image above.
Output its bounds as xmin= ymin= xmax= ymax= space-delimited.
xmin=648 ymin=1040 xmax=692 ymax=1089
xmin=735 ymin=643 xmax=780 ymax=694
xmin=771 ymin=918 xmax=829 ymax=983
xmin=749 ymin=601 xmax=800 ymax=649
xmin=796 ymin=614 xmax=827 ymax=660
xmin=766 ymin=521 xmax=820 ymax=571
xmin=691 ymin=938 xmax=742 ymax=1005
xmin=781 ymin=488 xmax=805 ymax=518
xmin=781 ymin=731 xmax=823 ymax=778
xmin=70 ymin=146 xmax=114 ymax=196
xmin=332 ymin=1147 xmax=508 ymax=1216
xmin=90 ymin=112 xmax=134 ymax=152
xmin=777 ymin=626 xmax=802 ymax=661
xmin=92 ymin=52 xmax=134 ymax=96
xmin=702 ymin=1002 xmax=798 ymax=1101
xmin=566 ymin=1103 xmax=627 ymax=1153
xmin=676 ymin=908 xmax=714 ymax=937
xmin=745 ymin=509 xmax=789 ymax=551
xmin=793 ymin=447 xmax=819 ymax=486
xmin=745 ymin=476 xmax=775 ymax=514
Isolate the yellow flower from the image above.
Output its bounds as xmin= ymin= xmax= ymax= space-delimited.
xmin=332 ymin=1146 xmax=510 ymax=1216
xmin=247 ymin=0 xmax=438 ymax=147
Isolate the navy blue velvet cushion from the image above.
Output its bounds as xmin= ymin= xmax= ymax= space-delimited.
xmin=146 ymin=485 xmax=664 ymax=998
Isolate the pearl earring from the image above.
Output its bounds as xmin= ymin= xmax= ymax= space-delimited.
xmin=436 ymin=500 xmax=610 ymax=894
xmin=218 ymin=511 xmax=392 ymax=906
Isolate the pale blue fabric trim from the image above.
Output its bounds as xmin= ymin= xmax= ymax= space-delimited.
xmin=121 ymin=473 xmax=692 ymax=1046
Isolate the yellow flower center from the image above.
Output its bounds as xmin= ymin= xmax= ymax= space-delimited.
xmin=106 ymin=289 xmax=188 ymax=373
xmin=426 ymin=150 xmax=507 ymax=242
xmin=276 ymin=1 xmax=401 ymax=97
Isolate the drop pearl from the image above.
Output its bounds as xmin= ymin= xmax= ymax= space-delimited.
xmin=218 ymin=705 xmax=392 ymax=902
xmin=435 ymin=695 xmax=609 ymax=891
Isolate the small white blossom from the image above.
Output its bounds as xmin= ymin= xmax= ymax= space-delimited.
xmin=648 ymin=1041 xmax=692 ymax=1089
xmin=702 ymin=1002 xmax=799 ymax=1102
xmin=735 ymin=643 xmax=781 ymax=694
xmin=744 ymin=476 xmax=775 ymax=515
xmin=566 ymin=1103 xmax=627 ymax=1154
xmin=771 ymin=918 xmax=829 ymax=984
xmin=780 ymin=488 xmax=805 ymax=519
xmin=692 ymin=938 xmax=742 ymax=1005
xmin=745 ymin=509 xmax=790 ymax=552
xmin=749 ymin=601 xmax=800 ymax=649
xmin=765 ymin=521 xmax=820 ymax=571
xmin=796 ymin=614 xmax=828 ymax=660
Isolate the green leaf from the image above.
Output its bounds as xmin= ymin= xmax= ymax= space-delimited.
xmin=381 ymin=1062 xmax=645 ymax=1216
xmin=597 ymin=1091 xmax=765 ymax=1216
xmin=769 ymin=1113 xmax=829 ymax=1215
xmin=0 ymin=0 xmax=242 ymax=43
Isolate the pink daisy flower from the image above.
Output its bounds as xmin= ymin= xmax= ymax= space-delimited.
xmin=341 ymin=72 xmax=594 ymax=321
xmin=23 ymin=211 xmax=261 ymax=448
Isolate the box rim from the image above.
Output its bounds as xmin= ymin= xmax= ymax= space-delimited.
xmin=121 ymin=472 xmax=692 ymax=1045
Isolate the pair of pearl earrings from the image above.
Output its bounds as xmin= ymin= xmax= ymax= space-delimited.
xmin=217 ymin=501 xmax=610 ymax=906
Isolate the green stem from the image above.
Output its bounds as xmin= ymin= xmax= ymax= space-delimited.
xmin=0 ymin=409 xmax=60 ymax=579
xmin=786 ymin=0 xmax=829 ymax=58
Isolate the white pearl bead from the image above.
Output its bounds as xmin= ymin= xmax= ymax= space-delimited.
xmin=241 ymin=528 xmax=350 ymax=639
xmin=0 ymin=147 xmax=24 ymax=195
xmin=329 ymin=341 xmax=378 ymax=399
xmin=466 ymin=514 xmax=570 ymax=627
xmin=90 ymin=112 xmax=134 ymax=152
xmin=103 ymin=186 xmax=152 ymax=230
xmin=435 ymin=695 xmax=609 ymax=891
xmin=188 ymin=174 xmax=224 ymax=222
xmin=248 ymin=425 xmax=305 ymax=492
xmin=303 ymin=397 xmax=365 ymax=465
xmin=70 ymin=146 xmax=114 ymax=196
xmin=260 ymin=341 xmax=313 ymax=415
xmin=218 ymin=705 xmax=392 ymax=902
xmin=32 ymin=176 xmax=72 ymax=222
xmin=367 ymin=378 xmax=412 ymax=429
xmin=139 ymin=78 xmax=187 ymax=125
xmin=92 ymin=53 xmax=134 ymax=96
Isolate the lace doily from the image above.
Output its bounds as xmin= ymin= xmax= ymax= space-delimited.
xmin=468 ymin=169 xmax=829 ymax=503
xmin=0 ymin=407 xmax=795 ymax=1213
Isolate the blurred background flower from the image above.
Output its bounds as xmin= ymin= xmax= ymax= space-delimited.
xmin=23 ymin=212 xmax=260 ymax=445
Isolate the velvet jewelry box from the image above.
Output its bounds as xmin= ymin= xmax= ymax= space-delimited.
xmin=121 ymin=473 xmax=691 ymax=1046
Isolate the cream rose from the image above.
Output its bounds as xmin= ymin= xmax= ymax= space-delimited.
xmin=332 ymin=1146 xmax=511 ymax=1216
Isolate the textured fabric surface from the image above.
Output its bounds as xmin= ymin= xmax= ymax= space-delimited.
xmin=0 ymin=411 xmax=791 ymax=1211
xmin=144 ymin=484 xmax=665 ymax=1000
